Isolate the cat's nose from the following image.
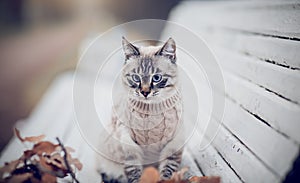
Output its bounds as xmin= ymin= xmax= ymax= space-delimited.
xmin=141 ymin=90 xmax=150 ymax=98
xmin=140 ymin=85 xmax=150 ymax=97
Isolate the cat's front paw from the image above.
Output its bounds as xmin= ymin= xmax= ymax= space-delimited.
xmin=159 ymin=159 xmax=181 ymax=180
xmin=124 ymin=164 xmax=142 ymax=183
xmin=160 ymin=168 xmax=188 ymax=181
xmin=122 ymin=145 xmax=143 ymax=182
xmin=160 ymin=169 xmax=173 ymax=180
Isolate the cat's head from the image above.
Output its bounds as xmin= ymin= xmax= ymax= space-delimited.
xmin=121 ymin=37 xmax=178 ymax=101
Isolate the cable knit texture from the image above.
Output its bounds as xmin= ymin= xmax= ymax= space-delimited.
xmin=111 ymin=90 xmax=183 ymax=164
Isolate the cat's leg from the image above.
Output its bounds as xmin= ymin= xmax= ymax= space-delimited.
xmin=96 ymin=124 xmax=143 ymax=182
xmin=159 ymin=148 xmax=183 ymax=180
xmin=158 ymin=127 xmax=185 ymax=180
xmin=121 ymin=128 xmax=144 ymax=183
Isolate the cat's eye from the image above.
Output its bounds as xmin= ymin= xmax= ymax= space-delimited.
xmin=132 ymin=74 xmax=140 ymax=82
xmin=152 ymin=74 xmax=162 ymax=82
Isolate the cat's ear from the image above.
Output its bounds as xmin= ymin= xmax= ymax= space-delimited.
xmin=156 ymin=38 xmax=176 ymax=63
xmin=122 ymin=36 xmax=140 ymax=60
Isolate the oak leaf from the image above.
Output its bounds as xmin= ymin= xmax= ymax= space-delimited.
xmin=14 ymin=128 xmax=45 ymax=143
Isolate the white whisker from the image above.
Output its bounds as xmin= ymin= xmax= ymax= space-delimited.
xmin=153 ymin=91 xmax=159 ymax=96
xmin=133 ymin=90 xmax=139 ymax=96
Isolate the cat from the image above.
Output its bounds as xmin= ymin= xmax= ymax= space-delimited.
xmin=96 ymin=37 xmax=185 ymax=183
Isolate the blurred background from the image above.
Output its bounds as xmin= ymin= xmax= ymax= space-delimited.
xmin=0 ymin=0 xmax=181 ymax=150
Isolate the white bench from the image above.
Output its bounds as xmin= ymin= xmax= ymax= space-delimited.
xmin=1 ymin=1 xmax=299 ymax=183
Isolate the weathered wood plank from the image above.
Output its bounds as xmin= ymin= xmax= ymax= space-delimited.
xmin=234 ymin=34 xmax=300 ymax=69
xmin=212 ymin=123 xmax=279 ymax=183
xmin=189 ymin=139 xmax=243 ymax=183
xmin=171 ymin=1 xmax=300 ymax=38
xmin=197 ymin=95 xmax=296 ymax=181
xmin=214 ymin=47 xmax=300 ymax=104
xmin=223 ymin=72 xmax=300 ymax=144
xmin=219 ymin=97 xmax=299 ymax=177
xmin=181 ymin=148 xmax=203 ymax=179
xmin=192 ymin=27 xmax=300 ymax=69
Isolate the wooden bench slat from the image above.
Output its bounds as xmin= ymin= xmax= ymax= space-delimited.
xmin=212 ymin=124 xmax=279 ymax=182
xmin=195 ymin=28 xmax=300 ymax=69
xmin=171 ymin=1 xmax=300 ymax=38
xmin=189 ymin=139 xmax=243 ymax=183
xmin=215 ymin=48 xmax=300 ymax=104
xmin=194 ymin=107 xmax=283 ymax=182
xmin=194 ymin=70 xmax=300 ymax=145
xmin=223 ymin=72 xmax=300 ymax=143
xmin=220 ymin=97 xmax=298 ymax=177
xmin=181 ymin=148 xmax=204 ymax=179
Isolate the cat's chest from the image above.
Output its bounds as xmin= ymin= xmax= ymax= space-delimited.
xmin=128 ymin=104 xmax=182 ymax=147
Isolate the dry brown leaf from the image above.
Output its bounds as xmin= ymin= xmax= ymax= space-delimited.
xmin=41 ymin=173 xmax=57 ymax=183
xmin=69 ymin=158 xmax=83 ymax=171
xmin=158 ymin=180 xmax=189 ymax=183
xmin=189 ymin=176 xmax=221 ymax=183
xmin=14 ymin=128 xmax=45 ymax=143
xmin=37 ymin=157 xmax=61 ymax=176
xmin=32 ymin=141 xmax=58 ymax=155
xmin=138 ymin=167 xmax=221 ymax=183
xmin=189 ymin=176 xmax=201 ymax=183
xmin=1 ymin=129 xmax=82 ymax=183
xmin=38 ymin=152 xmax=68 ymax=178
xmin=158 ymin=179 xmax=189 ymax=183
xmin=139 ymin=167 xmax=160 ymax=183
xmin=65 ymin=146 xmax=75 ymax=153
xmin=170 ymin=167 xmax=189 ymax=182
